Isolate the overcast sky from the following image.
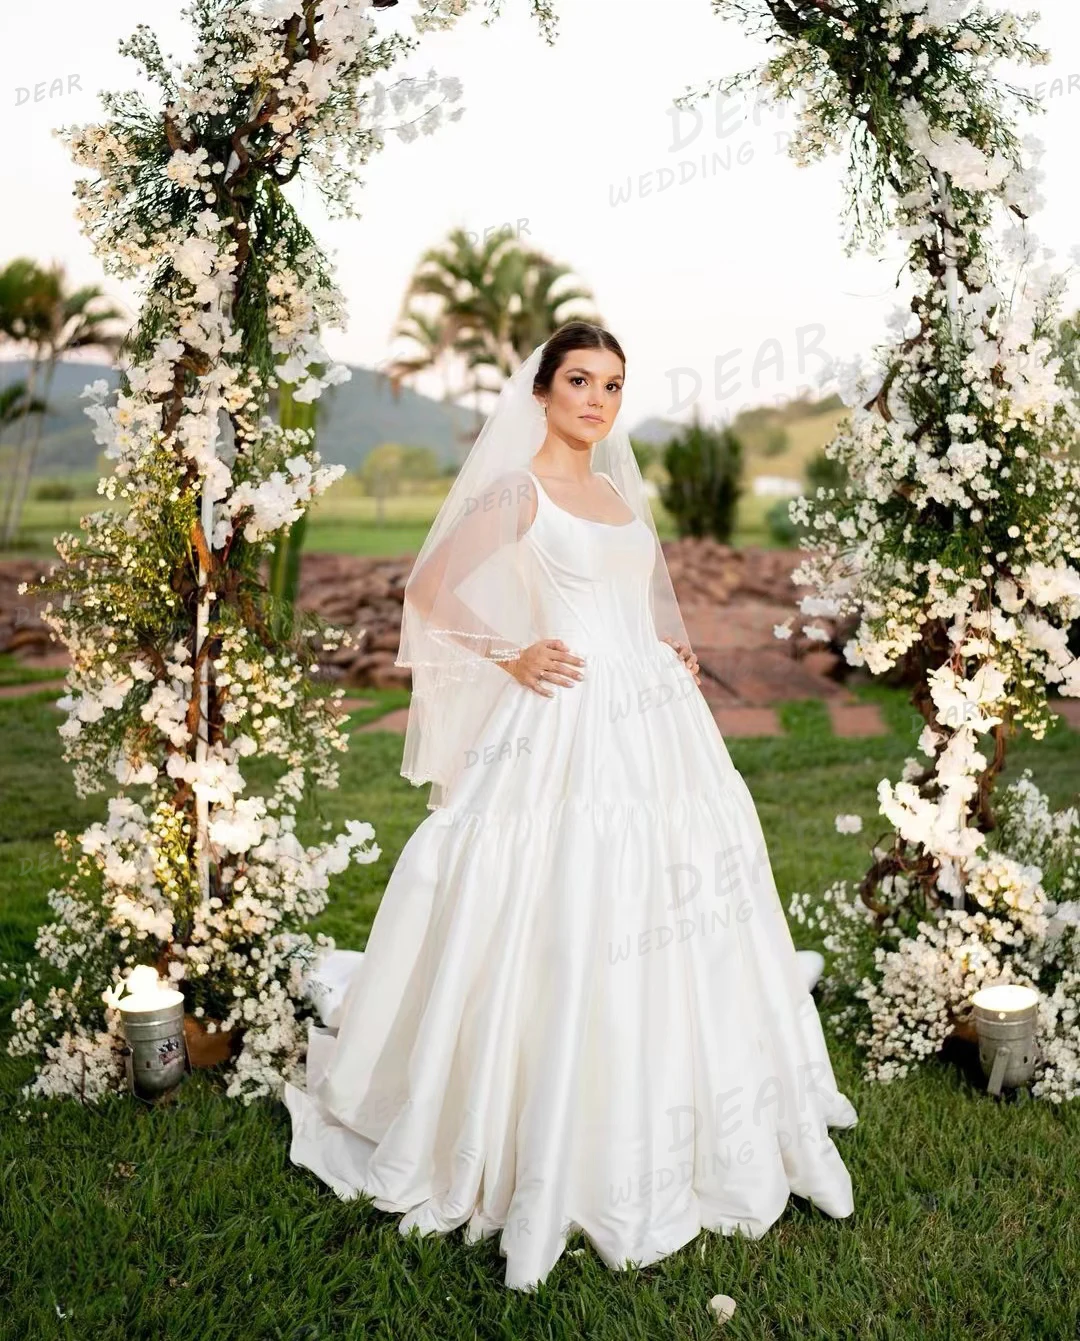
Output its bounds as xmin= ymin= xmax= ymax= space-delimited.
xmin=2 ymin=0 xmax=1078 ymax=428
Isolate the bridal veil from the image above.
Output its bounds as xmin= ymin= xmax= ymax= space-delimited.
xmin=394 ymin=337 xmax=689 ymax=808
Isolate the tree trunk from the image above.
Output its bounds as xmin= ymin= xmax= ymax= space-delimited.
xmin=0 ymin=351 xmax=43 ymax=545
xmin=268 ymin=377 xmax=315 ymax=637
xmin=3 ymin=354 xmax=58 ymax=548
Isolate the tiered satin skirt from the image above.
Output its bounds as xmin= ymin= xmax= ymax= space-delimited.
xmin=283 ymin=640 xmax=857 ymax=1290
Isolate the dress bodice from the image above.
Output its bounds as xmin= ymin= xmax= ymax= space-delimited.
xmin=521 ymin=470 xmax=660 ymax=655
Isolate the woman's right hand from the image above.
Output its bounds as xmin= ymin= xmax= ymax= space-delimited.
xmin=502 ymin=638 xmax=585 ymax=697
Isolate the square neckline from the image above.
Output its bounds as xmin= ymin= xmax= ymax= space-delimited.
xmin=526 ymin=468 xmax=638 ymax=529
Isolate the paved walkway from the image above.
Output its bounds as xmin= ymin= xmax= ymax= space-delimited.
xmin=8 ymin=673 xmax=1080 ymax=740
xmin=0 ymin=677 xmax=68 ymax=699
xmin=323 ymin=682 xmax=1080 ymax=739
xmin=358 ymin=697 xmax=1080 ymax=737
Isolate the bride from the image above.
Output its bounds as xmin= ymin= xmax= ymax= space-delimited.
xmin=282 ymin=320 xmax=858 ymax=1291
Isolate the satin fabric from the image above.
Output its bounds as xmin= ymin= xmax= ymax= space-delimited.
xmin=282 ymin=470 xmax=858 ymax=1290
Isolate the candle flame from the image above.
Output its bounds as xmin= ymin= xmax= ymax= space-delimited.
xmin=971 ymin=983 xmax=1039 ymax=1014
xmin=102 ymin=963 xmax=184 ymax=1012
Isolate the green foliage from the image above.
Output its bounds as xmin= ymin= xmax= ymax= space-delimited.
xmin=687 ymin=2 xmax=1047 ymax=253
xmin=359 ymin=443 xmax=440 ymax=491
xmin=358 ymin=442 xmax=442 ymax=527
xmin=765 ymin=496 xmax=798 ymax=547
xmin=267 ymin=376 xmax=317 ymax=638
xmin=659 ymin=418 xmax=744 ymax=541
xmin=629 ymin=438 xmax=655 ymax=473
xmin=398 ymin=445 xmax=441 ymax=484
xmin=32 ymin=479 xmax=75 ymax=502
xmin=0 ymin=381 xmax=46 ymax=429
xmin=806 ymin=444 xmax=850 ymax=495
xmin=1052 ymin=308 xmax=1080 ymax=434
xmin=763 ymin=425 xmax=789 ymax=458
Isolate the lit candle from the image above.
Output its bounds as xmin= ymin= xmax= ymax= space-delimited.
xmin=969 ymin=982 xmax=1040 ymax=1096
xmin=970 ymin=984 xmax=1040 ymax=1016
xmin=106 ymin=965 xmax=187 ymax=1098
xmin=105 ymin=962 xmax=183 ymax=1012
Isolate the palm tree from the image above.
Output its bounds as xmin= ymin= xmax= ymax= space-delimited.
xmin=379 ymin=308 xmax=456 ymax=401
xmin=0 ymin=260 xmax=125 ymax=546
xmin=453 ymin=249 xmax=597 ymax=389
xmin=0 ymin=383 xmax=48 ymax=549
xmin=0 ymin=260 xmax=54 ymax=541
xmin=390 ymin=228 xmax=600 ymax=454
xmin=0 ymin=382 xmax=47 ymax=430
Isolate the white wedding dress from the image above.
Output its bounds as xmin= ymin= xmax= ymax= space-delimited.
xmin=282 ymin=469 xmax=858 ymax=1290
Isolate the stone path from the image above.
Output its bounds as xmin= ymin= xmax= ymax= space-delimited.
xmin=7 ymin=672 xmax=1080 ymax=740
xmin=345 ymin=686 xmax=1080 ymax=738
xmin=354 ymin=706 xmax=413 ymax=734
xmin=0 ymin=677 xmax=68 ymax=699
xmin=337 ymin=697 xmax=377 ymax=714
xmin=0 ymin=548 xmax=874 ymax=703
xmin=826 ymin=700 xmax=890 ymax=737
xmin=320 ymin=696 xmax=859 ymax=739
xmin=711 ymin=705 xmax=786 ymax=737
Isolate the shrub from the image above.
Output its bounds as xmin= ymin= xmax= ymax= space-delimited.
xmin=659 ymin=419 xmax=744 ymax=541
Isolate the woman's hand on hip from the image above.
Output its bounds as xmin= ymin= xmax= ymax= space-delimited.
xmin=503 ymin=639 xmax=585 ymax=697
xmin=662 ymin=637 xmax=701 ymax=685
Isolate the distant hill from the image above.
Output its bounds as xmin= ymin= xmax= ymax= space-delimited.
xmin=0 ymin=360 xmax=122 ymax=479
xmin=0 ymin=358 xmax=847 ymax=488
xmin=629 ymin=416 xmax=683 ymax=448
xmin=0 ymin=359 xmax=500 ymax=479
xmin=728 ymin=393 xmax=848 ymax=485
xmin=629 ymin=396 xmax=847 ymax=491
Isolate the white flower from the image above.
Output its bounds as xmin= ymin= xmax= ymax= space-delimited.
xmin=173 ymin=236 xmax=218 ymax=284
xmin=1023 ymin=560 xmax=1080 ymax=608
xmin=209 ymin=799 xmax=268 ymax=855
xmin=901 ymin=103 xmax=1012 ymax=191
xmin=165 ymin=147 xmax=209 ymax=189
xmin=917 ymin=723 xmax=944 ymax=757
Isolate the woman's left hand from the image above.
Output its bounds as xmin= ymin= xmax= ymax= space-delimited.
xmin=661 ymin=637 xmax=701 ymax=685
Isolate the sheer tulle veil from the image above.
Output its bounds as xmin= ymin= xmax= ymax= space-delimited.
xmin=394 ymin=337 xmax=690 ymax=809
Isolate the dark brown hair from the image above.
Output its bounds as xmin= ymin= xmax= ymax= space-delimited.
xmin=533 ymin=320 xmax=626 ymax=397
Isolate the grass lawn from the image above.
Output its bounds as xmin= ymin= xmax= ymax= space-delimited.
xmin=2 ymin=682 xmax=1079 ymax=1339
xmin=0 ymin=654 xmax=67 ymax=688
xmin=7 ymin=476 xmax=799 ymax=563
xmin=5 ymin=393 xmax=847 ymax=563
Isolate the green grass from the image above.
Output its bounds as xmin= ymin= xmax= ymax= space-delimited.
xmin=4 ymin=395 xmax=847 ymax=562
xmin=4 ymin=474 xmax=798 ymax=561
xmin=2 ymin=684 xmax=1079 ymax=1339
xmin=0 ymin=654 xmax=67 ymax=688
xmin=737 ymin=405 xmax=849 ymax=484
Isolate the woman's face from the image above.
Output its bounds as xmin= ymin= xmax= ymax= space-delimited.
xmin=535 ymin=347 xmax=625 ymax=445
